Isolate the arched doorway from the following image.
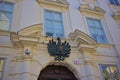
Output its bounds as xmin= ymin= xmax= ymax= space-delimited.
xmin=37 ymin=65 xmax=78 ymax=80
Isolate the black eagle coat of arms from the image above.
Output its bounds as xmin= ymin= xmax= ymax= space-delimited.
xmin=47 ymin=38 xmax=71 ymax=61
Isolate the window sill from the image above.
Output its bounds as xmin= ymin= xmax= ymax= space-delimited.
xmin=95 ymin=43 xmax=113 ymax=48
xmin=82 ymin=0 xmax=97 ymax=3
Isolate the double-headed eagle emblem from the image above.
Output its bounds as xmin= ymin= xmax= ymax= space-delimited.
xmin=47 ymin=38 xmax=71 ymax=61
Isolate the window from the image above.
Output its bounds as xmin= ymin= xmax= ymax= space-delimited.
xmin=109 ymin=0 xmax=120 ymax=6
xmin=100 ymin=64 xmax=120 ymax=80
xmin=0 ymin=1 xmax=14 ymax=31
xmin=86 ymin=17 xmax=108 ymax=43
xmin=0 ymin=59 xmax=4 ymax=80
xmin=44 ymin=10 xmax=64 ymax=38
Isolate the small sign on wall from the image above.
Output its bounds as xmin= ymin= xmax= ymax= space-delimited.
xmin=73 ymin=58 xmax=79 ymax=65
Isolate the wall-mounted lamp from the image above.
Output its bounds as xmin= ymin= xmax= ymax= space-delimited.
xmin=25 ymin=49 xmax=30 ymax=55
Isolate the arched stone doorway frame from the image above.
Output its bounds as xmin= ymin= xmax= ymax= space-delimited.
xmin=38 ymin=61 xmax=80 ymax=80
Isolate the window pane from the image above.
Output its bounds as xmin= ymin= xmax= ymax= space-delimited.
xmin=55 ymin=21 xmax=63 ymax=30
xmin=3 ymin=3 xmax=13 ymax=12
xmin=95 ymin=20 xmax=102 ymax=29
xmin=45 ymin=20 xmax=54 ymax=32
xmin=45 ymin=10 xmax=53 ymax=20
xmin=97 ymin=29 xmax=107 ymax=43
xmin=0 ymin=11 xmax=11 ymax=30
xmin=86 ymin=18 xmax=95 ymax=26
xmin=54 ymin=12 xmax=62 ymax=21
xmin=55 ymin=21 xmax=64 ymax=38
xmin=0 ymin=1 xmax=13 ymax=12
xmin=89 ymin=27 xmax=96 ymax=34
xmin=1 ymin=11 xmax=12 ymax=20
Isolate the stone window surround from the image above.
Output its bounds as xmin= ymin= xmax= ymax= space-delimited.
xmin=36 ymin=0 xmax=70 ymax=38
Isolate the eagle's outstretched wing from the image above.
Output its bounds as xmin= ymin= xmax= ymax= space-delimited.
xmin=47 ymin=39 xmax=56 ymax=56
xmin=61 ymin=41 xmax=71 ymax=57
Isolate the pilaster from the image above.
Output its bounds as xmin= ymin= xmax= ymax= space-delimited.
xmin=79 ymin=44 xmax=100 ymax=80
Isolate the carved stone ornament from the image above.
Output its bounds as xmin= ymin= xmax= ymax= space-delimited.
xmin=47 ymin=37 xmax=71 ymax=61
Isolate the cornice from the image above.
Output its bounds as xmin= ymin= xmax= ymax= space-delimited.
xmin=37 ymin=0 xmax=69 ymax=8
xmin=69 ymin=29 xmax=96 ymax=44
xmin=9 ymin=72 xmax=38 ymax=77
xmin=18 ymin=24 xmax=43 ymax=37
xmin=79 ymin=44 xmax=96 ymax=53
xmin=95 ymin=43 xmax=113 ymax=48
xmin=10 ymin=23 xmax=69 ymax=47
xmin=79 ymin=4 xmax=105 ymax=18
xmin=14 ymin=55 xmax=33 ymax=62
xmin=10 ymin=24 xmax=42 ymax=47
xmin=10 ymin=33 xmax=39 ymax=47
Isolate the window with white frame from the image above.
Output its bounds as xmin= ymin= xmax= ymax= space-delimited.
xmin=86 ymin=17 xmax=108 ymax=43
xmin=109 ymin=0 xmax=120 ymax=6
xmin=0 ymin=1 xmax=14 ymax=31
xmin=44 ymin=10 xmax=64 ymax=38
xmin=0 ymin=59 xmax=4 ymax=80
xmin=100 ymin=64 xmax=120 ymax=80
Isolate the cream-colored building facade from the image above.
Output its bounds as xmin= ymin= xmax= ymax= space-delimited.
xmin=0 ymin=0 xmax=120 ymax=80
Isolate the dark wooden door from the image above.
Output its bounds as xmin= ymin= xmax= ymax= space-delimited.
xmin=37 ymin=65 xmax=77 ymax=80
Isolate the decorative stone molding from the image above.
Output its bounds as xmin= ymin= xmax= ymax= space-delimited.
xmin=18 ymin=24 xmax=43 ymax=37
xmin=82 ymin=0 xmax=97 ymax=3
xmin=57 ymin=0 xmax=69 ymax=5
xmin=9 ymin=72 xmax=38 ymax=77
xmin=113 ymin=12 xmax=120 ymax=22
xmin=79 ymin=45 xmax=96 ymax=64
xmin=69 ymin=29 xmax=96 ymax=44
xmin=11 ymin=24 xmax=43 ymax=47
xmin=10 ymin=33 xmax=39 ymax=47
xmin=36 ymin=0 xmax=69 ymax=8
xmin=80 ymin=46 xmax=95 ymax=53
xmin=95 ymin=43 xmax=113 ymax=48
xmin=0 ymin=29 xmax=11 ymax=36
xmin=69 ymin=30 xmax=97 ymax=64
xmin=13 ymin=55 xmax=33 ymax=62
xmin=79 ymin=4 xmax=105 ymax=18
xmin=11 ymin=24 xmax=70 ymax=47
